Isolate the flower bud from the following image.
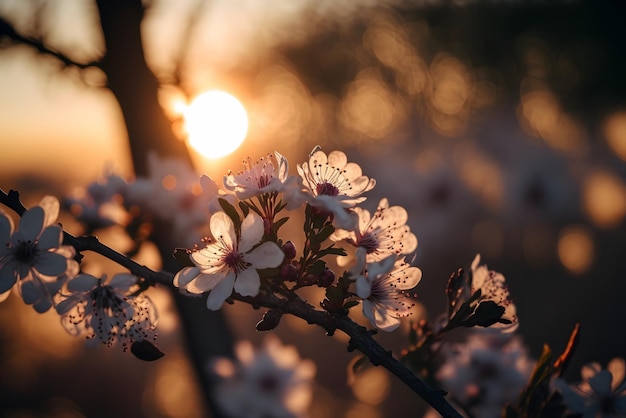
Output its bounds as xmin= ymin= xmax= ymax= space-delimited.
xmin=281 ymin=241 xmax=297 ymax=261
xmin=317 ymin=267 xmax=336 ymax=288
xmin=280 ymin=262 xmax=299 ymax=282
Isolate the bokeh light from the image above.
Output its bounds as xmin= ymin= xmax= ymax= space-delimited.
xmin=557 ymin=225 xmax=594 ymax=275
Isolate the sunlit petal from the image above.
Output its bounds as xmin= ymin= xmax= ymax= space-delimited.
xmin=233 ymin=268 xmax=260 ymax=297
xmin=206 ymin=273 xmax=236 ymax=310
xmin=244 ymin=241 xmax=284 ymax=269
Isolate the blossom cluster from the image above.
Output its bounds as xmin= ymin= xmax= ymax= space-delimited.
xmin=1 ymin=146 xmax=547 ymax=418
xmin=0 ymin=196 xmax=158 ymax=351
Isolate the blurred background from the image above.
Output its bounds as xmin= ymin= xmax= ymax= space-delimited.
xmin=1 ymin=0 xmax=626 ymax=417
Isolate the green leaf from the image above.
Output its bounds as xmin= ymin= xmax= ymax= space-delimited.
xmin=219 ymin=198 xmax=242 ymax=234
xmin=306 ymin=259 xmax=326 ymax=276
xmin=315 ymin=225 xmax=335 ymax=243
xmin=317 ymin=245 xmax=347 ymax=258
xmin=274 ymin=217 xmax=289 ymax=231
xmin=238 ymin=201 xmax=250 ymax=217
xmin=343 ymin=300 xmax=360 ymax=310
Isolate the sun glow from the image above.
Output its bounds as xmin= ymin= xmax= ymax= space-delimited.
xmin=182 ymin=90 xmax=249 ymax=159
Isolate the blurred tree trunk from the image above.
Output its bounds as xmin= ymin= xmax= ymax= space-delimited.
xmin=95 ymin=1 xmax=233 ymax=416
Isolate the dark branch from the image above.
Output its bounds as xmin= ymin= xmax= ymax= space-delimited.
xmin=0 ymin=188 xmax=462 ymax=418
xmin=0 ymin=16 xmax=100 ymax=70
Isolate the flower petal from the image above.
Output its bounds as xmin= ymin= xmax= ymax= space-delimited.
xmin=210 ymin=212 xmax=236 ymax=249
xmin=0 ymin=213 xmax=14 ymax=244
xmin=33 ymin=297 xmax=53 ymax=313
xmin=55 ymin=295 xmax=80 ymax=315
xmin=20 ymin=280 xmax=40 ymax=304
xmin=187 ymin=272 xmax=226 ymax=294
xmin=38 ymin=226 xmax=62 ymax=250
xmin=206 ymin=273 xmax=236 ymax=310
xmin=68 ymin=274 xmax=98 ymax=292
xmin=244 ymin=241 xmax=284 ymax=269
xmin=39 ymin=195 xmax=60 ymax=227
xmin=239 ymin=213 xmax=264 ymax=253
xmin=588 ymin=369 xmax=612 ymax=395
xmin=174 ymin=266 xmax=200 ymax=288
xmin=108 ymin=273 xmax=137 ymax=291
xmin=0 ymin=262 xmax=17 ymax=293
xmin=0 ymin=289 xmax=10 ymax=303
xmin=608 ymin=358 xmax=625 ymax=391
xmin=35 ymin=252 xmax=68 ymax=276
xmin=19 ymin=206 xmax=45 ymax=240
xmin=233 ymin=268 xmax=260 ymax=297
xmin=355 ymin=276 xmax=371 ymax=299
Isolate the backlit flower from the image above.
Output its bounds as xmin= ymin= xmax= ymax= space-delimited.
xmin=354 ymin=254 xmax=422 ymax=331
xmin=446 ymin=254 xmax=518 ymax=332
xmin=224 ymin=151 xmax=290 ymax=199
xmin=296 ymin=146 xmax=375 ymax=229
xmin=554 ymin=357 xmax=626 ymax=418
xmin=126 ymin=153 xmax=211 ymax=246
xmin=0 ymin=196 xmax=77 ymax=312
xmin=331 ymin=197 xmax=417 ymax=265
xmin=212 ymin=335 xmax=316 ymax=418
xmin=56 ymin=273 xmax=158 ymax=350
xmin=437 ymin=333 xmax=535 ymax=418
xmin=174 ymin=211 xmax=284 ymax=310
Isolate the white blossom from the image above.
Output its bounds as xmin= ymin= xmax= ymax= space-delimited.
xmin=0 ymin=196 xmax=77 ymax=312
xmin=212 ymin=335 xmax=316 ymax=418
xmin=174 ymin=211 xmax=284 ymax=310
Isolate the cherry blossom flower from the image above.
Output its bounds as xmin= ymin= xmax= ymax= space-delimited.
xmin=446 ymin=254 xmax=518 ymax=332
xmin=354 ymin=254 xmax=422 ymax=331
xmin=64 ymin=173 xmax=129 ymax=231
xmin=295 ymin=146 xmax=376 ymax=229
xmin=125 ymin=153 xmax=213 ymax=246
xmin=0 ymin=196 xmax=78 ymax=312
xmin=331 ymin=197 xmax=418 ymax=266
xmin=224 ymin=151 xmax=290 ymax=199
xmin=55 ymin=273 xmax=158 ymax=350
xmin=554 ymin=357 xmax=626 ymax=418
xmin=436 ymin=333 xmax=535 ymax=418
xmin=174 ymin=211 xmax=284 ymax=310
xmin=212 ymin=335 xmax=316 ymax=418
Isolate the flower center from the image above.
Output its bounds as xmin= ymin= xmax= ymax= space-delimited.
xmin=224 ymin=251 xmax=246 ymax=272
xmin=316 ymin=182 xmax=340 ymax=196
xmin=358 ymin=233 xmax=379 ymax=254
xmin=257 ymin=373 xmax=280 ymax=394
xmin=14 ymin=240 xmax=38 ymax=264
xmin=600 ymin=394 xmax=616 ymax=414
xmin=257 ymin=174 xmax=271 ymax=189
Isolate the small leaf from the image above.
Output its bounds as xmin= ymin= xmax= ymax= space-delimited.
xmin=343 ymin=300 xmax=359 ymax=310
xmin=219 ymin=198 xmax=242 ymax=234
xmin=315 ymin=225 xmax=335 ymax=243
xmin=461 ymin=300 xmax=505 ymax=328
xmin=274 ymin=217 xmax=289 ymax=230
xmin=131 ymin=340 xmax=165 ymax=361
xmin=238 ymin=201 xmax=250 ymax=217
xmin=172 ymin=248 xmax=194 ymax=267
xmin=306 ymin=259 xmax=326 ymax=276
xmin=553 ymin=322 xmax=580 ymax=376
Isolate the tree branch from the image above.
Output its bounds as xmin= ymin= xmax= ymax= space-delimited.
xmin=0 ymin=16 xmax=100 ymax=69
xmin=0 ymin=188 xmax=462 ymax=417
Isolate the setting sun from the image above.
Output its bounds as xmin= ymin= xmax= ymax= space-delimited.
xmin=182 ymin=90 xmax=249 ymax=159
